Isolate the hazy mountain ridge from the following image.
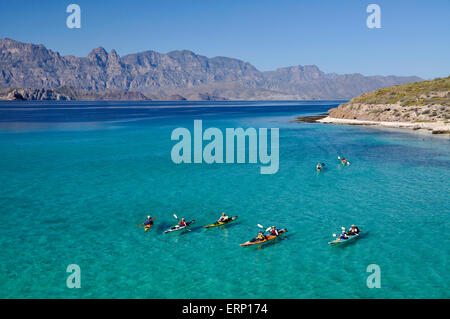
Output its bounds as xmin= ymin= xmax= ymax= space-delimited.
xmin=0 ymin=38 xmax=422 ymax=100
xmin=0 ymin=86 xmax=149 ymax=101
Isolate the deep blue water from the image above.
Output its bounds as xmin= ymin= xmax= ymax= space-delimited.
xmin=0 ymin=100 xmax=448 ymax=298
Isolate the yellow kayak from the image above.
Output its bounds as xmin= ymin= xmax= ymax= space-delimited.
xmin=204 ymin=216 xmax=238 ymax=228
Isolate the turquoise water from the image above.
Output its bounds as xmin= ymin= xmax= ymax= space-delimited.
xmin=0 ymin=101 xmax=449 ymax=299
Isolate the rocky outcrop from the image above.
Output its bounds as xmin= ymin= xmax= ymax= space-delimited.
xmin=0 ymin=86 xmax=149 ymax=101
xmin=0 ymin=38 xmax=422 ymax=100
xmin=327 ymin=77 xmax=449 ymax=122
xmin=320 ymin=77 xmax=450 ymax=135
xmin=0 ymin=88 xmax=71 ymax=101
xmin=167 ymin=94 xmax=187 ymax=101
xmin=185 ymin=92 xmax=227 ymax=101
xmin=328 ymin=103 xmax=449 ymax=122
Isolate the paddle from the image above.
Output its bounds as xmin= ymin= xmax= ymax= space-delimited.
xmin=172 ymin=214 xmax=190 ymax=230
xmin=258 ymin=224 xmax=278 ymax=238
xmin=138 ymin=217 xmax=156 ymax=228
xmin=332 ymin=226 xmax=346 ymax=237
xmin=172 ymin=214 xmax=181 ymax=229
xmin=255 ymin=224 xmax=269 ymax=241
xmin=338 ymin=156 xmax=350 ymax=166
xmin=333 ymin=226 xmax=349 ymax=240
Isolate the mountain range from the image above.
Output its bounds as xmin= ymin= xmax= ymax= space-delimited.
xmin=0 ymin=38 xmax=422 ymax=101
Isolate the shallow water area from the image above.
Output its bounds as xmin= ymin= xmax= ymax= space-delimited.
xmin=0 ymin=100 xmax=448 ymax=298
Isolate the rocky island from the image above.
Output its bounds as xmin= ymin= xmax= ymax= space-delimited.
xmin=318 ymin=77 xmax=450 ymax=135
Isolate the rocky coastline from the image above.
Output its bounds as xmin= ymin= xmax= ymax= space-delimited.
xmin=306 ymin=77 xmax=450 ymax=135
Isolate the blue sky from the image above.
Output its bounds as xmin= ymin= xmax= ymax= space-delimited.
xmin=0 ymin=0 xmax=449 ymax=79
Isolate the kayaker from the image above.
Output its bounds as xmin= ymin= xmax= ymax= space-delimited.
xmin=179 ymin=218 xmax=187 ymax=227
xmin=139 ymin=215 xmax=156 ymax=230
xmin=269 ymin=226 xmax=279 ymax=236
xmin=339 ymin=231 xmax=348 ymax=240
xmin=144 ymin=215 xmax=155 ymax=227
xmin=347 ymin=224 xmax=360 ymax=235
xmin=217 ymin=212 xmax=229 ymax=223
xmin=341 ymin=157 xmax=347 ymax=165
xmin=316 ymin=163 xmax=322 ymax=170
xmin=255 ymin=231 xmax=267 ymax=241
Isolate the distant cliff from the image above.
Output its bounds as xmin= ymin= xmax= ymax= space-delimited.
xmin=0 ymin=38 xmax=422 ymax=101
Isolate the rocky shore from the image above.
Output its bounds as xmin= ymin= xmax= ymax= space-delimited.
xmin=316 ymin=77 xmax=450 ymax=135
xmin=318 ymin=117 xmax=450 ymax=135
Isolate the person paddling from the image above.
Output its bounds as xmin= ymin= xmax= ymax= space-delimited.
xmin=179 ymin=218 xmax=187 ymax=227
xmin=347 ymin=224 xmax=360 ymax=235
xmin=255 ymin=230 xmax=267 ymax=241
xmin=217 ymin=212 xmax=229 ymax=223
xmin=144 ymin=215 xmax=155 ymax=227
xmin=139 ymin=215 xmax=156 ymax=231
xmin=339 ymin=231 xmax=348 ymax=240
xmin=269 ymin=226 xmax=279 ymax=236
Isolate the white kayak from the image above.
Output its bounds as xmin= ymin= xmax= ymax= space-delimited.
xmin=164 ymin=220 xmax=195 ymax=233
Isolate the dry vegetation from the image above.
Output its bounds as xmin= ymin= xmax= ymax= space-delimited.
xmin=348 ymin=76 xmax=450 ymax=106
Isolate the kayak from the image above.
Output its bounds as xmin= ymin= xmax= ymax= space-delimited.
xmin=204 ymin=216 xmax=238 ymax=228
xmin=164 ymin=220 xmax=195 ymax=234
xmin=144 ymin=224 xmax=152 ymax=232
xmin=240 ymin=229 xmax=287 ymax=246
xmin=316 ymin=163 xmax=326 ymax=171
xmin=328 ymin=233 xmax=360 ymax=246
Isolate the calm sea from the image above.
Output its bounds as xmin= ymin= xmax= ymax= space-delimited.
xmin=0 ymin=100 xmax=448 ymax=298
